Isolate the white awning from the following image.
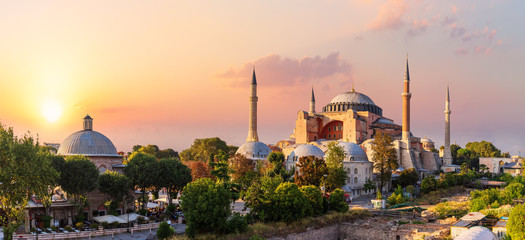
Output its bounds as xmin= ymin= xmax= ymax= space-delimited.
xmin=147 ymin=202 xmax=159 ymax=208
xmin=93 ymin=215 xmax=127 ymax=224
xmin=117 ymin=213 xmax=148 ymax=222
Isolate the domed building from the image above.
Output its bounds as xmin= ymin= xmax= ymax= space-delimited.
xmin=236 ymin=141 xmax=271 ymax=161
xmin=284 ymin=144 xmax=325 ymax=170
xmin=292 ymin=87 xmax=401 ymax=144
xmin=58 ymin=115 xmax=124 ymax=173
xmin=338 ymin=141 xmax=373 ymax=198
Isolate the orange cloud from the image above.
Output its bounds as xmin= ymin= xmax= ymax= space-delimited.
xmin=217 ymin=52 xmax=352 ymax=88
xmin=368 ymin=0 xmax=408 ymax=30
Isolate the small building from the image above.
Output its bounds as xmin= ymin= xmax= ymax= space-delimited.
xmin=479 ymin=157 xmax=520 ymax=174
xmin=451 ymin=212 xmax=486 ymax=239
xmin=501 ymin=161 xmax=522 ymax=177
xmin=492 ymin=219 xmax=507 ymax=240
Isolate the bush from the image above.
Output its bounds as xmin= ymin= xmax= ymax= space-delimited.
xmin=508 ymin=204 xmax=525 ymax=240
xmin=300 ymin=185 xmax=323 ymax=216
xmin=75 ymin=222 xmax=84 ymax=229
xmin=138 ymin=208 xmax=148 ymax=216
xmin=157 ymin=221 xmax=175 ymax=240
xmin=181 ymin=178 xmax=232 ymax=237
xmin=90 ymin=223 xmax=99 ymax=229
xmin=328 ymin=189 xmax=348 ymax=213
xmin=101 ymin=222 xmax=109 ymax=229
xmin=428 ymin=201 xmax=469 ymax=219
xmin=227 ymin=212 xmax=248 ymax=234
xmin=421 ymin=176 xmax=438 ymax=193
xmin=271 ymin=182 xmax=309 ymax=222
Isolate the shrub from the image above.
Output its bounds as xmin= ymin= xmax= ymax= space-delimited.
xmin=428 ymin=201 xmax=469 ymax=219
xmin=90 ymin=223 xmax=99 ymax=229
xmin=101 ymin=222 xmax=109 ymax=229
xmin=64 ymin=226 xmax=73 ymax=232
xmin=300 ymin=185 xmax=323 ymax=216
xmin=271 ymin=182 xmax=309 ymax=222
xmin=181 ymin=178 xmax=232 ymax=237
xmin=328 ymin=189 xmax=348 ymax=213
xmin=75 ymin=222 xmax=84 ymax=229
xmin=138 ymin=208 xmax=148 ymax=216
xmin=157 ymin=221 xmax=175 ymax=240
xmin=421 ymin=176 xmax=438 ymax=193
xmin=508 ymin=204 xmax=525 ymax=240
xmin=227 ymin=212 xmax=248 ymax=234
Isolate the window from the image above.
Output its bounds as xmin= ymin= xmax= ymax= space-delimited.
xmin=354 ymin=177 xmax=358 ymax=184
xmin=354 ymin=168 xmax=358 ymax=174
xmin=350 ymin=157 xmax=354 ymax=161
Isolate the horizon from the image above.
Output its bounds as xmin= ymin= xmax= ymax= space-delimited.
xmin=0 ymin=1 xmax=523 ymax=155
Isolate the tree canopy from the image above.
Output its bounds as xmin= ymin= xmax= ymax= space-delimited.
xmin=323 ymin=142 xmax=347 ymax=192
xmin=60 ymin=155 xmax=99 ymax=216
xmin=371 ymin=132 xmax=398 ymax=195
xmin=295 ymin=156 xmax=328 ymax=187
xmin=180 ymin=137 xmax=230 ymax=162
xmin=99 ymin=171 xmax=131 ymax=205
xmin=123 ymin=152 xmax=158 ymax=209
xmin=156 ymin=157 xmax=192 ymax=204
xmin=508 ymin=203 xmax=525 ymax=240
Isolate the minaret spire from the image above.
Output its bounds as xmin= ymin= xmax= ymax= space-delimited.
xmin=443 ymin=84 xmax=453 ymax=165
xmin=83 ymin=114 xmax=93 ymax=131
xmin=309 ymin=87 xmax=316 ymax=114
xmin=247 ymin=68 xmax=259 ymax=142
xmin=401 ymin=54 xmax=412 ymax=141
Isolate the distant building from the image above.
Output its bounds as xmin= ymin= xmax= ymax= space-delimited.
xmin=492 ymin=219 xmax=507 ymax=240
xmin=479 ymin=157 xmax=521 ymax=175
xmin=451 ymin=212 xmax=487 ymax=239
xmin=454 ymin=226 xmax=497 ymax=240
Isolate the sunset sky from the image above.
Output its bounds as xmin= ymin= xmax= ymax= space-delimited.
xmin=0 ymin=0 xmax=523 ymax=155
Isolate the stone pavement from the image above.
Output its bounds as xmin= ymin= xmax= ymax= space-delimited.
xmin=349 ymin=194 xmax=375 ymax=209
xmin=83 ymin=223 xmax=186 ymax=240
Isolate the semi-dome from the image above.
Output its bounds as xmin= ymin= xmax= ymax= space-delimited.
xmin=287 ymin=144 xmax=325 ymax=162
xmin=236 ymin=141 xmax=272 ymax=160
xmin=322 ymin=89 xmax=382 ymax=115
xmin=57 ymin=115 xmax=121 ymax=157
xmin=337 ymin=141 xmax=369 ymax=162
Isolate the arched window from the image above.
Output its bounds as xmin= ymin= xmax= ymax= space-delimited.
xmin=354 ymin=168 xmax=358 ymax=174
xmin=350 ymin=157 xmax=354 ymax=161
xmin=354 ymin=177 xmax=358 ymax=184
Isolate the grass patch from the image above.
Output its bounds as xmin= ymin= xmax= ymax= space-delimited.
xmin=411 ymin=220 xmax=426 ymax=225
xmin=170 ymin=209 xmax=370 ymax=240
xmin=398 ymin=220 xmax=409 ymax=225
xmin=427 ymin=200 xmax=470 ymax=219
xmin=416 ymin=186 xmax=466 ymax=205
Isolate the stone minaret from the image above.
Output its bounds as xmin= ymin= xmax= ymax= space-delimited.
xmin=246 ymin=68 xmax=259 ymax=142
xmin=443 ymin=85 xmax=453 ymax=165
xmin=309 ymin=87 xmax=316 ymax=114
xmin=401 ymin=55 xmax=412 ymax=141
xmin=83 ymin=115 xmax=93 ymax=131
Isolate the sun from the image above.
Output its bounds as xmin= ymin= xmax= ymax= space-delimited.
xmin=41 ymin=99 xmax=63 ymax=123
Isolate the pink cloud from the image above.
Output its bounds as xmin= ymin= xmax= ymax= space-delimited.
xmin=497 ymin=40 xmax=503 ymax=45
xmin=217 ymin=52 xmax=352 ymax=88
xmin=451 ymin=5 xmax=458 ymax=14
xmin=407 ymin=19 xmax=428 ymax=36
xmin=368 ymin=0 xmax=408 ymax=30
xmin=475 ymin=46 xmax=491 ymax=55
xmin=454 ymin=48 xmax=469 ymax=55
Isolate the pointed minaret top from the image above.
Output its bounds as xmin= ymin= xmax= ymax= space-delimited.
xmin=251 ymin=67 xmax=257 ymax=85
xmin=404 ymin=54 xmax=410 ymax=82
xmin=446 ymin=84 xmax=450 ymax=102
xmin=311 ymin=87 xmax=315 ymax=102
xmin=351 ymin=82 xmax=355 ymax=92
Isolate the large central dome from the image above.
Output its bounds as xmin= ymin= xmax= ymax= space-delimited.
xmin=329 ymin=91 xmax=376 ymax=105
xmin=322 ymin=89 xmax=383 ymax=116
xmin=57 ymin=115 xmax=121 ymax=157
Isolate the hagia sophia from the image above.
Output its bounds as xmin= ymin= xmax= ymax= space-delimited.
xmin=237 ymin=56 xmax=452 ymax=198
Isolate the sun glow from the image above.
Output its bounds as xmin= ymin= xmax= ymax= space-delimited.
xmin=41 ymin=99 xmax=63 ymax=123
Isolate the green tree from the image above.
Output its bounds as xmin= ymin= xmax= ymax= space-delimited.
xmin=244 ymin=176 xmax=282 ymax=221
xmin=230 ymin=154 xmax=258 ymax=190
xmin=466 ymin=141 xmax=502 ymax=157
xmin=99 ymin=171 xmax=132 ymax=214
xmin=266 ymin=152 xmax=293 ymax=181
xmin=210 ymin=150 xmax=231 ymax=182
xmin=180 ymin=137 xmax=229 ymax=162
xmin=508 ymin=204 xmax=525 ymax=240
xmin=123 ymin=152 xmax=159 ymax=209
xmin=328 ymin=189 xmax=349 ymax=213
xmin=300 ymin=185 xmax=323 ymax=216
xmin=371 ymin=132 xmax=398 ymax=195
xmin=421 ymin=175 xmax=438 ymax=193
xmin=60 ymin=155 xmax=99 ymax=218
xmin=156 ymin=157 xmax=192 ymax=205
xmin=181 ymin=178 xmax=231 ymax=237
xmin=0 ymin=126 xmax=59 ymax=239
xmin=156 ymin=148 xmax=179 ymax=159
xmin=398 ymin=168 xmax=419 ymax=187
xmin=324 ymin=142 xmax=347 ymax=192
xmin=157 ymin=221 xmax=175 ymax=240
xmin=271 ymin=182 xmax=309 ymax=222
xmin=295 ymin=156 xmax=328 ymax=187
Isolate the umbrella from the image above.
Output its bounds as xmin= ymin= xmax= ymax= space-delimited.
xmin=147 ymin=202 xmax=159 ymax=208
xmin=117 ymin=213 xmax=148 ymax=222
xmin=93 ymin=215 xmax=127 ymax=224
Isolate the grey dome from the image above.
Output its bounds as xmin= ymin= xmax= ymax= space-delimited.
xmin=337 ymin=141 xmax=369 ymax=162
xmin=330 ymin=91 xmax=376 ymax=105
xmin=322 ymin=90 xmax=382 ymax=115
xmin=57 ymin=130 xmax=120 ymax=157
xmin=287 ymin=144 xmax=325 ymax=162
xmin=57 ymin=115 xmax=120 ymax=157
xmin=236 ymin=141 xmax=271 ymax=160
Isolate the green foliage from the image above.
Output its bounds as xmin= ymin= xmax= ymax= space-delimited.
xmin=60 ymin=155 xmax=99 ymax=216
xmin=230 ymin=153 xmax=257 ymax=190
xmin=244 ymin=176 xmax=282 ymax=221
xmin=324 ymin=141 xmax=345 ymax=169
xmin=364 ymin=179 xmax=376 ymax=193
xmin=508 ymin=204 xmax=525 ymax=240
xmin=123 ymin=152 xmax=158 ymax=209
xmin=300 ymin=185 xmax=324 ymax=216
xmin=210 ymin=150 xmax=231 ymax=182
xmin=387 ymin=186 xmax=407 ymax=206
xmin=465 ymin=141 xmax=503 ymax=158
xmin=294 ymin=156 xmax=328 ymax=187
xmin=428 ymin=201 xmax=470 ymax=219
xmin=227 ymin=212 xmax=248 ymax=234
xmin=156 ymin=157 xmax=192 ymax=204
xmin=156 ymin=148 xmax=179 ymax=159
xmin=181 ymin=178 xmax=232 ymax=237
xmin=398 ymin=168 xmax=419 ymax=187
xmin=98 ymin=171 xmax=131 ymax=204
xmin=157 ymin=221 xmax=175 ymax=240
xmin=272 ymin=182 xmax=309 ymax=222
xmin=180 ymin=137 xmax=230 ymax=162
xmin=328 ymin=189 xmax=349 ymax=213
xmin=421 ymin=176 xmax=438 ymax=193
xmin=371 ymin=133 xmax=398 ymax=195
